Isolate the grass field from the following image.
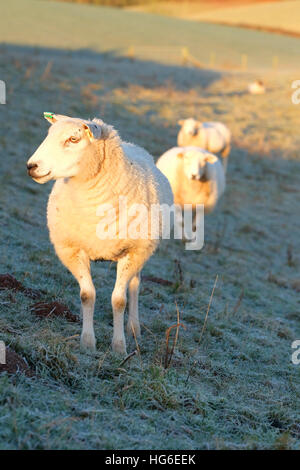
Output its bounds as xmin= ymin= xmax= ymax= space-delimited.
xmin=187 ymin=0 xmax=300 ymax=36
xmin=126 ymin=0 xmax=291 ymax=19
xmin=0 ymin=0 xmax=300 ymax=450
xmin=1 ymin=0 xmax=300 ymax=71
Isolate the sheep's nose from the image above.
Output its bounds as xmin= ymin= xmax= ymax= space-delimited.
xmin=191 ymin=174 xmax=196 ymax=180
xmin=27 ymin=163 xmax=38 ymax=175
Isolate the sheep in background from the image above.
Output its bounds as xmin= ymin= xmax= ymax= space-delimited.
xmin=27 ymin=113 xmax=173 ymax=355
xmin=248 ymin=80 xmax=265 ymax=95
xmin=156 ymin=146 xmax=225 ymax=233
xmin=177 ymin=118 xmax=231 ymax=173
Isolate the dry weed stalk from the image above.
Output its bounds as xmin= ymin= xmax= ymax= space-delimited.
xmin=232 ymin=289 xmax=244 ymax=316
xmin=130 ymin=321 xmax=143 ymax=370
xmin=41 ymin=61 xmax=53 ymax=81
xmin=185 ymin=274 xmax=218 ymax=384
xmin=119 ymin=350 xmax=137 ymax=368
xmin=164 ymin=303 xmax=186 ymax=369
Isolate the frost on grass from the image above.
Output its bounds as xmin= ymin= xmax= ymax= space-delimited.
xmin=0 ymin=44 xmax=299 ymax=450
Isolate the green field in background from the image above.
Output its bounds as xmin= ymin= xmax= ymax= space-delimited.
xmin=1 ymin=0 xmax=300 ymax=71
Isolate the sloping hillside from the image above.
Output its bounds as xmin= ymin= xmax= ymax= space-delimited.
xmin=191 ymin=0 xmax=300 ymax=36
xmin=0 ymin=0 xmax=299 ymax=451
xmin=1 ymin=0 xmax=300 ymax=70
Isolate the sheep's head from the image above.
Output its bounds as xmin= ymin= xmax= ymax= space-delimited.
xmin=178 ymin=149 xmax=217 ymax=181
xmin=27 ymin=113 xmax=103 ymax=183
xmin=178 ymin=118 xmax=199 ymax=137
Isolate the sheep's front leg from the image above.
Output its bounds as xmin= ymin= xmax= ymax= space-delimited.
xmin=112 ymin=255 xmax=142 ymax=355
xmin=55 ymin=246 xmax=96 ymax=351
xmin=127 ymin=273 xmax=141 ymax=338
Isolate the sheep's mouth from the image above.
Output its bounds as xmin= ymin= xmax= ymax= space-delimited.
xmin=31 ymin=171 xmax=51 ymax=182
xmin=33 ymin=171 xmax=50 ymax=178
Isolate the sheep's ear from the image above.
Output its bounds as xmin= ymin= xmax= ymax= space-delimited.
xmin=178 ymin=120 xmax=184 ymax=126
xmin=44 ymin=112 xmax=57 ymax=124
xmin=83 ymin=121 xmax=102 ymax=140
xmin=205 ymin=154 xmax=218 ymax=164
xmin=43 ymin=112 xmax=70 ymax=124
xmin=177 ymin=152 xmax=184 ymax=158
xmin=92 ymin=117 xmax=104 ymax=126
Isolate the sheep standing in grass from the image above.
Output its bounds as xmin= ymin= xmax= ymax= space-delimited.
xmin=27 ymin=113 xmax=173 ymax=355
xmin=177 ymin=118 xmax=231 ymax=173
xmin=156 ymin=146 xmax=225 ymax=231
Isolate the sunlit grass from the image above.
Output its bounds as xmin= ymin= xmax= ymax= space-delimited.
xmin=0 ymin=0 xmax=299 ymax=451
xmin=0 ymin=42 xmax=299 ymax=448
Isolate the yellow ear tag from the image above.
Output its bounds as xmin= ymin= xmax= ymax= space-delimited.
xmin=86 ymin=128 xmax=93 ymax=140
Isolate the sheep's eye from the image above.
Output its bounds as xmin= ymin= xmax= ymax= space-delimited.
xmin=69 ymin=136 xmax=80 ymax=144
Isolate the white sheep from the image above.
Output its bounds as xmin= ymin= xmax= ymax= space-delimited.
xmin=177 ymin=118 xmax=231 ymax=173
xmin=156 ymin=146 xmax=225 ymax=228
xmin=248 ymin=80 xmax=265 ymax=95
xmin=27 ymin=113 xmax=173 ymax=355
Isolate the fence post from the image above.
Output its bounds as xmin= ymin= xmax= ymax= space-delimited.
xmin=181 ymin=47 xmax=189 ymax=66
xmin=127 ymin=46 xmax=135 ymax=61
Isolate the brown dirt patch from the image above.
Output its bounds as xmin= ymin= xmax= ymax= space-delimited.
xmin=0 ymin=273 xmax=42 ymax=300
xmin=0 ymin=347 xmax=34 ymax=377
xmin=142 ymin=275 xmax=174 ymax=287
xmin=30 ymin=301 xmax=79 ymax=322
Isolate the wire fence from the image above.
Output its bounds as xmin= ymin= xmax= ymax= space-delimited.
xmin=122 ymin=45 xmax=280 ymax=72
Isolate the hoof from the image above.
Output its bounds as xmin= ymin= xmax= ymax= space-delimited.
xmin=112 ymin=338 xmax=127 ymax=355
xmin=80 ymin=332 xmax=96 ymax=352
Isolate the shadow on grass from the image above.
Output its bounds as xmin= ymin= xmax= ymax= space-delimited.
xmin=0 ymin=42 xmax=222 ymax=92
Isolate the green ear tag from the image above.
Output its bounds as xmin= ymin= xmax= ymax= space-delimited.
xmin=44 ymin=112 xmax=54 ymax=119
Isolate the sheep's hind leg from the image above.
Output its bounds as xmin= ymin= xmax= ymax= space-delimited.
xmin=112 ymin=255 xmax=144 ymax=355
xmin=55 ymin=246 xmax=96 ymax=351
xmin=127 ymin=272 xmax=141 ymax=338
xmin=221 ymin=144 xmax=231 ymax=173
